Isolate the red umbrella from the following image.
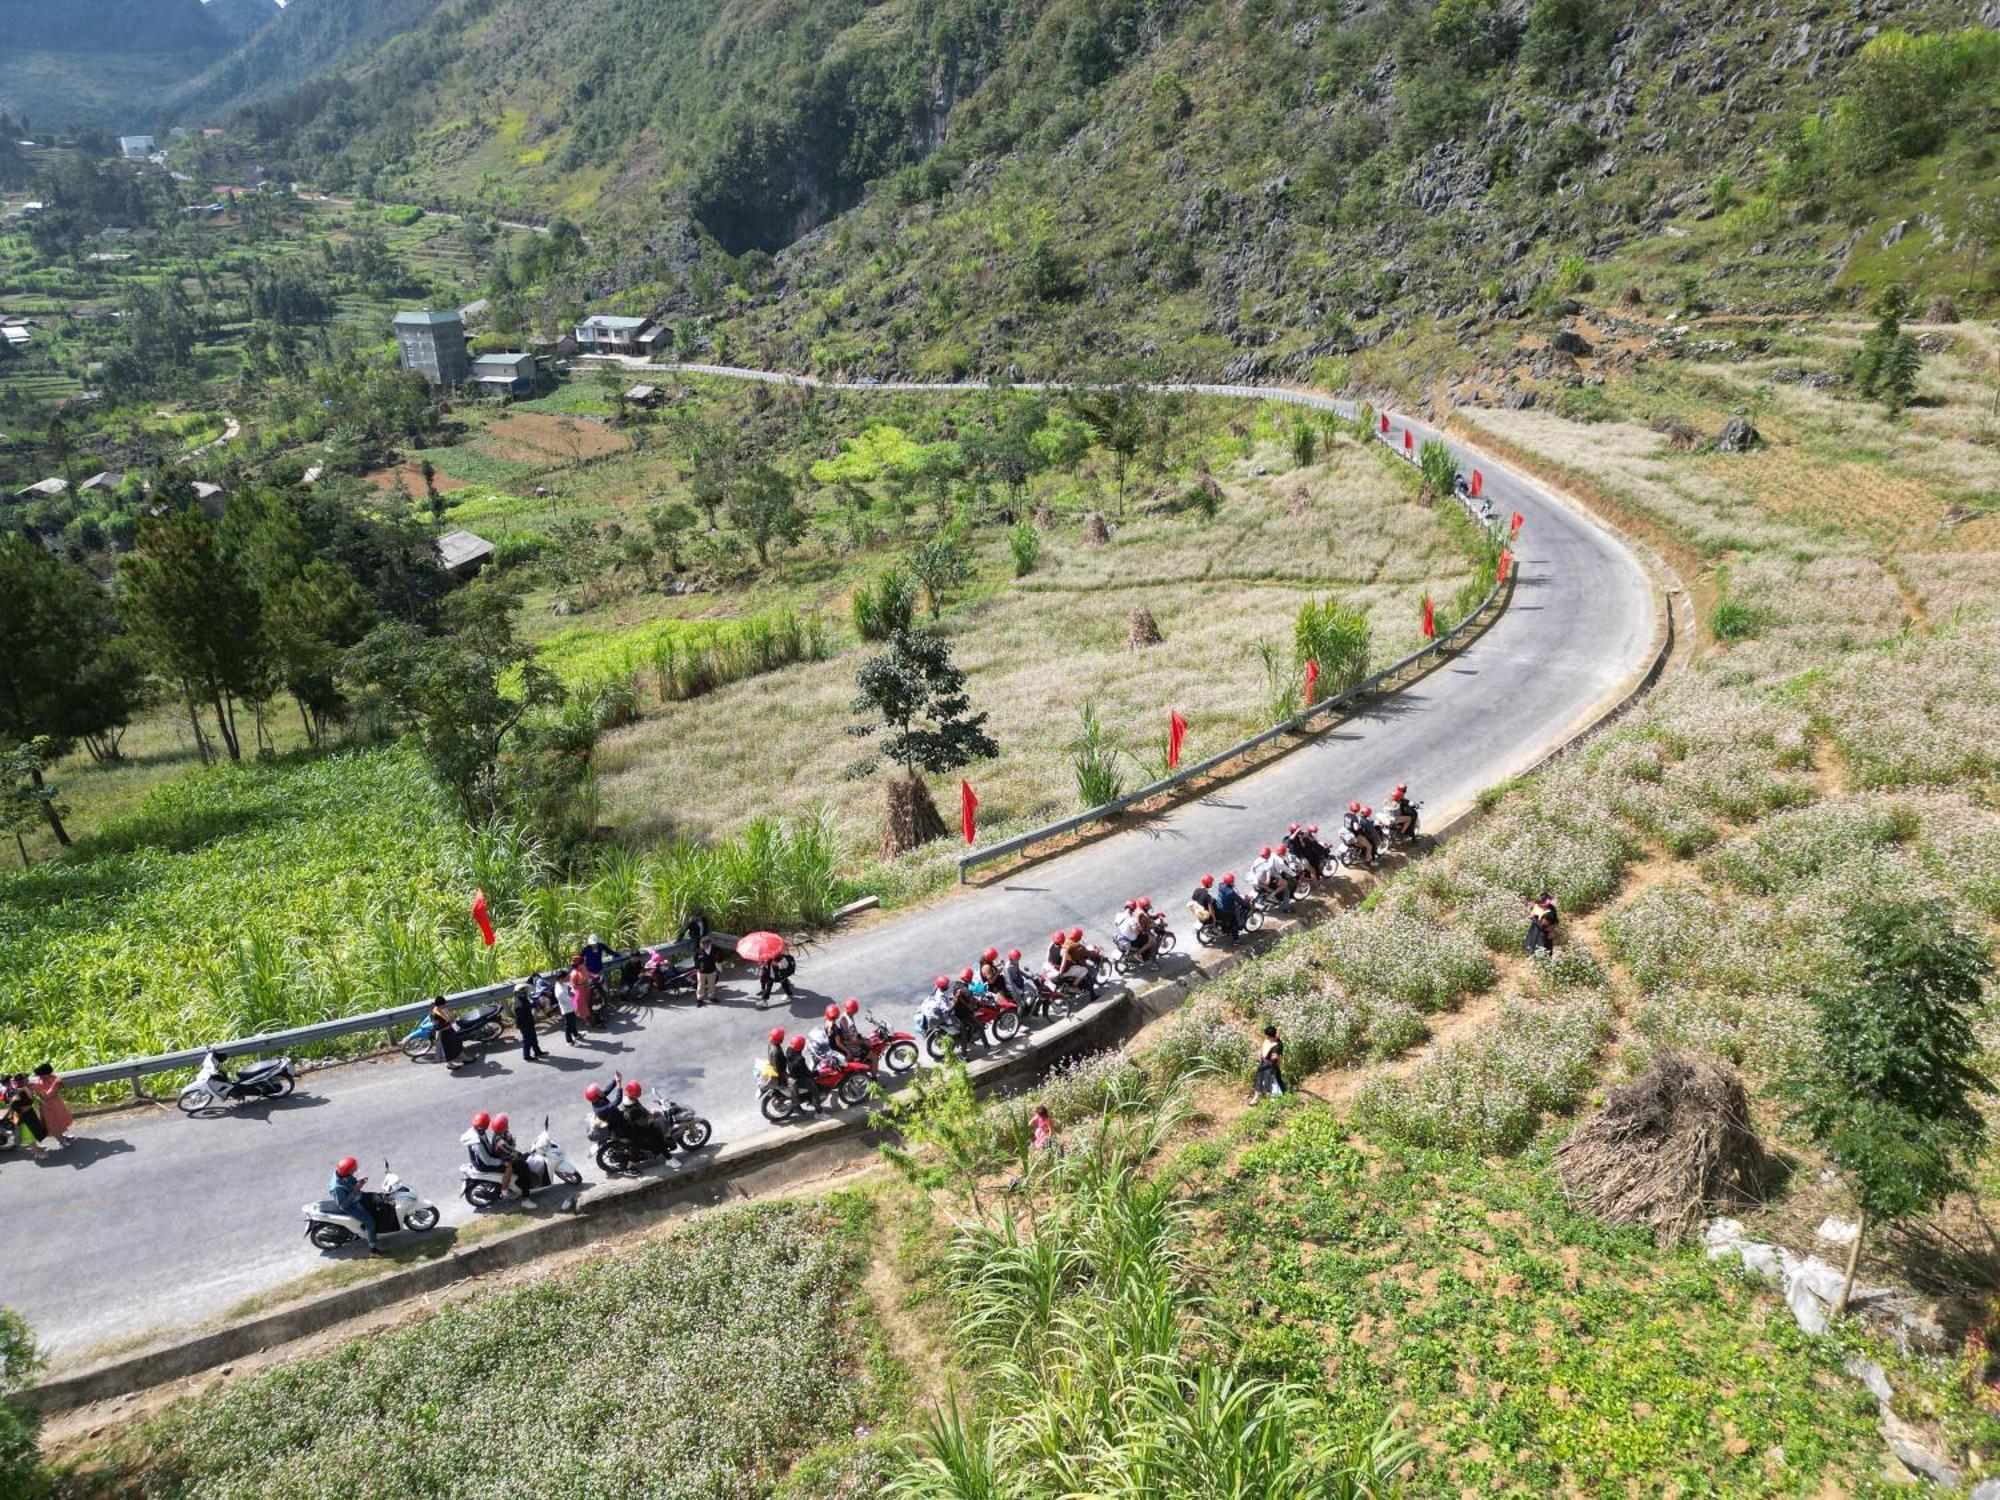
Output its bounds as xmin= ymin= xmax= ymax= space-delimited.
xmin=735 ymin=931 xmax=787 ymax=963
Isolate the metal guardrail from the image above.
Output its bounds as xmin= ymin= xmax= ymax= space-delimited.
xmin=959 ymin=428 xmax=1507 ymax=880
xmin=63 ymin=935 xmax=739 ymax=1093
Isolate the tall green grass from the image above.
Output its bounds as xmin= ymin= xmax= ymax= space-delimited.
xmin=540 ymin=607 xmax=827 ymax=706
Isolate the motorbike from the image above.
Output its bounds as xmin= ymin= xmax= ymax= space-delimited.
xmin=759 ymin=1054 xmax=875 ymax=1122
xmin=0 ymin=1120 xmax=15 ymax=1152
xmin=1380 ymin=801 xmax=1428 ymax=852
xmin=918 ymin=992 xmax=1023 ymax=1061
xmin=855 ymin=1017 xmax=920 ymax=1074
xmin=302 ymin=1166 xmax=440 ymax=1250
xmin=459 ymin=1118 xmax=585 ymax=1206
xmin=1334 ymin=827 xmax=1378 ymax=869
xmin=633 ymin=947 xmax=698 ymax=1000
xmin=401 ymin=1003 xmax=504 ymax=1061
xmin=178 ymin=1048 xmax=298 ymax=1113
xmin=1194 ymin=904 xmax=1264 ymax=946
xmin=589 ymin=1094 xmax=713 ymax=1174
xmin=1251 ymin=870 xmax=1313 ymax=914
xmin=1113 ymin=924 xmax=1177 ymax=976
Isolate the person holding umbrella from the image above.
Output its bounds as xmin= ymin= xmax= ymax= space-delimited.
xmin=736 ymin=931 xmax=792 ymax=1010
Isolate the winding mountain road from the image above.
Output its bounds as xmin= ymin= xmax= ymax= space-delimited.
xmin=0 ymin=383 xmax=1658 ymax=1362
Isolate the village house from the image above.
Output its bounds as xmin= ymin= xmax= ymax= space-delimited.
xmin=470 ymin=350 xmax=539 ymax=397
xmin=12 ymin=477 xmax=68 ymax=502
xmin=119 ymin=135 xmax=156 ymax=159
xmin=392 ymin=308 xmax=472 ymax=387
xmin=78 ymin=471 xmax=125 ymax=494
xmin=573 ymin=314 xmax=668 ymax=357
xmin=436 ymin=528 xmax=494 ymax=579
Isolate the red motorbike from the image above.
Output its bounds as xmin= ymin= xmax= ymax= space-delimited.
xmin=856 ymin=1017 xmax=920 ymax=1074
xmin=759 ymin=1054 xmax=875 ymax=1123
xmin=921 ymin=993 xmax=1021 ymax=1061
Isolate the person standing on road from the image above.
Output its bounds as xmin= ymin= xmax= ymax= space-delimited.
xmin=568 ymin=952 xmax=595 ymax=1026
xmin=4 ymin=1075 xmax=44 ymax=1155
xmin=29 ymin=1064 xmax=73 ymax=1148
xmin=693 ymin=935 xmax=719 ymax=1008
xmin=427 ymin=996 xmax=465 ymax=1071
xmin=758 ymin=950 xmax=797 ymax=1007
xmin=678 ymin=909 xmax=710 ymax=947
xmin=556 ymin=973 xmax=581 ymax=1045
xmin=512 ymin=982 xmax=545 ymax=1062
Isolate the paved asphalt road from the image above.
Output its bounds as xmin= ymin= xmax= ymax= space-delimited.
xmin=0 ymin=389 xmax=1656 ymax=1360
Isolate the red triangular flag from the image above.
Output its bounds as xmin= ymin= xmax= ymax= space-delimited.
xmin=1422 ymin=595 xmax=1435 ymax=639
xmin=471 ymin=888 xmax=496 ymax=946
xmin=1167 ymin=708 xmax=1188 ymax=770
xmin=1498 ymin=548 xmax=1512 ymax=583
xmin=960 ymin=778 xmax=978 ymax=844
xmin=1378 ymin=413 xmax=1389 ymax=435
xmin=1402 ymin=428 xmax=1414 ymax=452
xmin=1470 ymin=470 xmax=1483 ymax=498
xmin=1303 ymin=658 xmax=1320 ymax=706
xmin=1510 ymin=511 xmax=1524 ymax=536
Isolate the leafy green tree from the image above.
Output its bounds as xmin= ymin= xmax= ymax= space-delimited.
xmin=646 ymin=500 xmax=700 ymax=571
xmin=909 ymin=537 xmax=969 ymax=619
xmin=1030 ymin=409 xmax=1094 ymax=472
xmin=1018 ymin=239 xmax=1083 ymax=304
xmin=0 ymin=1309 xmax=44 ymax=1498
xmin=1852 ymin=284 xmax=1923 ymax=414
xmin=1 ymin=738 xmax=69 ymax=866
xmin=723 ymin=462 xmax=806 ymax=565
xmin=123 ymin=507 xmax=266 ymax=762
xmin=1429 ymin=0 xmax=1520 ymax=71
xmin=1070 ymin=385 xmax=1158 ymax=510
xmin=345 ymin=580 xmax=568 ymax=828
xmin=688 ymin=449 xmax=737 ymax=531
xmin=0 ymin=534 xmax=126 ymax=842
xmin=850 ymin=627 xmax=998 ymax=778
xmin=1786 ymin=899 xmax=1994 ymax=1317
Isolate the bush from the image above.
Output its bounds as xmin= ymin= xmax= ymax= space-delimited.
xmin=1008 ymin=521 xmax=1042 ymax=577
xmin=1294 ymin=595 xmax=1371 ymax=696
xmin=853 ymin=568 xmax=917 ymax=641
xmin=0 ymin=1310 xmax=42 ymax=1499
xmin=1318 ymin=912 xmax=1495 ymax=1012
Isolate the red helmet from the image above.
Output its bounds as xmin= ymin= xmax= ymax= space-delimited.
xmin=982 ymin=947 xmax=999 ymax=962
xmin=768 ymin=1027 xmax=786 ymax=1044
xmin=1200 ymin=874 xmax=1214 ymax=888
xmin=1348 ymin=800 xmax=1361 ymax=813
xmin=1137 ymin=897 xmax=1151 ymax=910
xmin=624 ymin=1081 xmax=643 ymax=1099
xmin=1307 ymin=823 xmax=1319 ymax=834
xmin=492 ymin=1114 xmax=508 ymax=1134
xmin=843 ymin=998 xmax=860 ymax=1015
xmin=334 ymin=1156 xmax=357 ymax=1177
xmin=1052 ymin=930 xmax=1065 ymax=944
xmin=788 ymin=1036 xmax=806 ymax=1052
xmin=1288 ymin=821 xmax=1300 ymax=833
xmin=1123 ymin=898 xmax=1136 ymax=910
xmin=960 ymin=966 xmax=974 ymax=981
xmin=1007 ymin=948 xmax=1021 ymax=961
xmin=1362 ymin=805 xmax=1374 ymax=817
xmin=1222 ymin=873 xmax=1236 ymax=885
xmin=1260 ymin=845 xmax=1272 ymax=857
xmin=1393 ymin=783 xmax=1406 ymax=797
xmin=825 ymin=1004 xmax=840 ymax=1021
xmin=471 ymin=1111 xmax=490 ymax=1130
xmin=1069 ymin=927 xmax=1083 ymax=941
xmin=583 ymin=1084 xmax=603 ymax=1103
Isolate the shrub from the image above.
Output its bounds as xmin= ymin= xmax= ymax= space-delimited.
xmin=1067 ymin=701 xmax=1125 ymax=809
xmin=1708 ymin=597 xmax=1770 ymax=642
xmin=1294 ymin=595 xmax=1371 ymax=696
xmin=1007 ymin=520 xmax=1042 ymax=576
xmin=1318 ymin=912 xmax=1495 ymax=1012
xmin=853 ymin=568 xmax=917 ymax=641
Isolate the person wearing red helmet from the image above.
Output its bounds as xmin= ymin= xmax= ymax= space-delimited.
xmin=461 ymin=1110 xmax=518 ymax=1200
xmin=1054 ymin=926 xmax=1105 ymax=1001
xmin=828 ymin=1000 xmax=864 ymax=1061
xmin=1188 ymin=873 xmax=1219 ymax=933
xmin=1285 ymin=820 xmax=1329 ymax=873
xmin=614 ymin=1079 xmax=674 ymax=1155
xmin=1003 ymin=947 xmax=1030 ymax=1011
xmin=489 ymin=1112 xmax=527 ymax=1198
xmin=1120 ymin=895 xmax=1163 ymax=965
xmin=1212 ymin=872 xmax=1249 ymax=939
xmin=1046 ymin=930 xmax=1068 ymax=969
xmin=978 ymin=948 xmax=1008 ymax=1001
xmin=1249 ymin=844 xmax=1290 ymax=911
xmin=1114 ymin=900 xmax=1144 ymax=948
xmin=1343 ymin=800 xmax=1380 ymax=866
xmin=1385 ymin=783 xmax=1419 ymax=844
xmin=1357 ymin=805 xmax=1384 ymax=865
xmin=328 ymin=1156 xmax=379 ymax=1253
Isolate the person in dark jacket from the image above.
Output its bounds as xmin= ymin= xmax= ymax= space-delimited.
xmin=511 ymin=981 xmax=545 ymax=1062
xmin=678 ymin=909 xmax=710 ymax=946
xmin=693 ymin=936 xmax=719 ymax=1007
xmin=1254 ymin=1025 xmax=1286 ymax=1099
xmin=758 ymin=951 xmax=797 ymax=1005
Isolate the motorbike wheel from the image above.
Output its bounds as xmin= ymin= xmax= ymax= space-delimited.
xmin=308 ymin=1222 xmax=354 ymax=1250
xmin=464 ymin=1181 xmax=503 ymax=1207
xmin=1114 ymin=953 xmax=1139 ymax=977
xmin=176 ymin=1087 xmax=214 ymax=1115
xmin=400 ymin=1035 xmax=433 ymax=1060
xmin=559 ymin=1168 xmax=584 ymax=1185
xmin=677 ymin=1118 xmax=713 ymax=1150
xmin=1243 ymin=909 xmax=1266 ymax=933
xmin=261 ymin=1074 xmax=296 ymax=1099
xmin=884 ymin=1040 xmax=919 ymax=1074
xmin=1293 ymin=878 xmax=1314 ymax=903
xmin=1196 ymin=922 xmax=1218 ymax=947
xmin=1336 ymin=846 xmax=1361 ymax=870
xmin=992 ymin=1011 xmax=1022 ymax=1043
xmin=923 ymin=1030 xmax=952 ymax=1062
xmin=838 ymin=1074 xmax=873 ymax=1107
xmin=1158 ymin=930 xmax=1178 ymax=954
xmin=406 ymin=1206 xmax=441 ymax=1233
xmin=760 ymin=1091 xmax=797 ymax=1125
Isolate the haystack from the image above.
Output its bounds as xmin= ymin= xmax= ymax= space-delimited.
xmin=1554 ymin=1050 xmax=1768 ymax=1247
xmin=1033 ymin=502 xmax=1057 ymax=532
xmin=1125 ymin=607 xmax=1162 ymax=650
xmin=1082 ymin=510 xmax=1111 ymax=545
xmin=882 ymin=771 xmax=949 ymax=858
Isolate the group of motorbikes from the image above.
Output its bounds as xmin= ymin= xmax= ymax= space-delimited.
xmin=237 ymin=788 xmax=1433 ymax=1248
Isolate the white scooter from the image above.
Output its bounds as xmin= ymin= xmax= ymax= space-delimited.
xmin=301 ymin=1165 xmax=440 ymax=1250
xmin=459 ymin=1118 xmax=584 ymax=1207
xmin=179 ymin=1047 xmax=298 ymax=1114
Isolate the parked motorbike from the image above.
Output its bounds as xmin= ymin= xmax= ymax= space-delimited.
xmin=759 ymin=1055 xmax=875 ymax=1122
xmin=302 ymin=1166 xmax=440 ymax=1250
xmin=856 ymin=1016 xmax=920 ymax=1075
xmin=1113 ymin=924 xmax=1177 ymax=976
xmin=178 ymin=1048 xmax=298 ymax=1114
xmin=460 ymin=1118 xmax=585 ymax=1206
xmin=588 ymin=1094 xmax=713 ymax=1174
xmin=918 ymin=993 xmax=1023 ymax=1061
xmin=633 ymin=947 xmax=697 ymax=999
xmin=400 ymin=1003 xmax=504 ymax=1061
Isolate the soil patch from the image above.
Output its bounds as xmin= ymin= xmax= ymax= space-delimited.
xmin=483 ymin=411 xmax=628 ymax=465
xmin=363 ymin=461 xmax=466 ymax=496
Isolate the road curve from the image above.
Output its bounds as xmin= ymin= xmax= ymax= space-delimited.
xmin=0 ymin=380 xmax=1657 ymax=1360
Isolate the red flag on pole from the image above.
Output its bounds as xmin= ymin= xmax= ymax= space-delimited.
xmin=959 ymin=779 xmax=978 ymax=844
xmin=1378 ymin=413 xmax=1389 ymax=435
xmin=1470 ymin=470 xmax=1483 ymax=498
xmin=1303 ymin=659 xmax=1320 ymax=706
xmin=1422 ymin=595 xmax=1435 ymax=639
xmin=1402 ymin=428 xmax=1414 ymax=452
xmin=1498 ymin=548 xmax=1512 ymax=583
xmin=1167 ymin=708 xmax=1188 ymax=770
xmin=1510 ymin=511 xmax=1524 ymax=536
xmin=471 ymin=888 xmax=496 ymax=946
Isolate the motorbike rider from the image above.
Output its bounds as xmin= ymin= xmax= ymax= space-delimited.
xmin=1286 ymin=821 xmax=1330 ymax=871
xmin=1213 ymin=873 xmax=1250 ymax=938
xmin=1114 ymin=899 xmax=1142 ymax=948
xmin=1056 ymin=927 xmax=1102 ymax=997
xmin=1045 ymin=930 xmax=1066 ymax=970
xmin=1005 ymin=949 xmax=1039 ymax=1017
xmin=329 ymin=1156 xmax=380 ymax=1254
xmin=947 ymin=971 xmax=988 ymax=1049
xmin=764 ymin=1027 xmax=798 ymax=1103
xmin=1250 ymin=845 xmax=1296 ymax=911
xmin=978 ymin=947 xmax=1008 ymax=1000
xmin=783 ymin=1035 xmax=822 ymax=1108
xmin=490 ymin=1113 xmax=533 ymax=1197
xmin=1343 ymin=801 xmax=1381 ymax=866
xmin=1385 ymin=784 xmax=1419 ymax=842
xmin=617 ymin=1080 xmax=674 ymax=1154
xmin=829 ymin=1001 xmax=865 ymax=1060
xmin=463 ymin=1110 xmax=518 ymax=1200
xmin=1128 ymin=898 xmax=1162 ymax=962
xmin=584 ymin=1077 xmax=641 ymax=1147
xmin=1359 ymin=806 xmax=1386 ymax=860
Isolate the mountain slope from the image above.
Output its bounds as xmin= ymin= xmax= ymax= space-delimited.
xmin=203 ymin=0 xmax=285 ymax=45
xmin=164 ymin=0 xmax=444 ymax=123
xmin=0 ymin=0 xmax=230 ymax=128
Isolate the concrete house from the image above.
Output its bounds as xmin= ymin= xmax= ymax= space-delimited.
xmin=119 ymin=135 xmax=156 ymax=158
xmin=436 ymin=528 xmax=494 ymax=579
xmin=470 ymin=351 xmax=539 ymax=397
xmin=573 ymin=314 xmax=666 ymax=357
xmin=78 ymin=470 xmax=125 ymax=493
xmin=13 ymin=477 xmax=68 ymax=502
xmin=392 ymin=309 xmax=471 ymax=388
